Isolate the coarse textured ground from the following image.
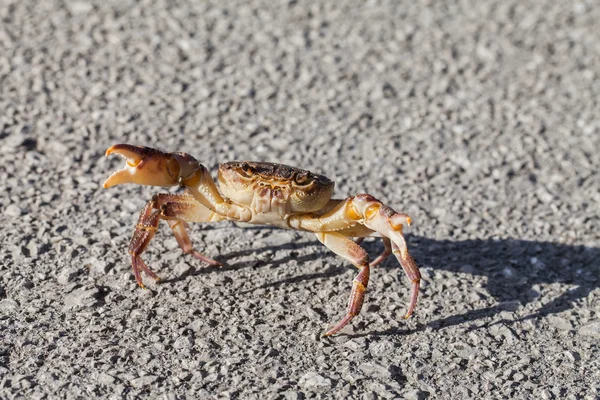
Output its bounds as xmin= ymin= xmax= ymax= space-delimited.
xmin=1 ymin=0 xmax=599 ymax=399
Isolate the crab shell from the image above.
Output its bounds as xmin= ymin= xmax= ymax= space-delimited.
xmin=218 ymin=161 xmax=335 ymax=216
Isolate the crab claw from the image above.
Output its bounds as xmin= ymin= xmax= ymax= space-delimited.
xmin=103 ymin=144 xmax=183 ymax=188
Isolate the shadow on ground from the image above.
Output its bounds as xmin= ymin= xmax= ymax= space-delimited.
xmin=398 ymin=236 xmax=598 ymax=334
xmin=163 ymin=227 xmax=599 ymax=335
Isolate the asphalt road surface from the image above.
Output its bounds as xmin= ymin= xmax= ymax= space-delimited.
xmin=1 ymin=0 xmax=599 ymax=398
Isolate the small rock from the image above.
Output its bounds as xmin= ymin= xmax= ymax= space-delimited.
xmin=370 ymin=382 xmax=396 ymax=399
xmin=173 ymin=336 xmax=194 ymax=349
xmin=512 ymin=372 xmax=525 ymax=382
xmin=578 ymin=321 xmax=600 ymax=338
xmin=359 ymin=363 xmax=390 ymax=379
xmin=431 ymin=208 xmax=446 ymax=218
xmin=57 ymin=268 xmax=79 ymax=285
xmin=68 ymin=1 xmax=93 ymax=14
xmin=22 ymin=240 xmax=39 ymax=259
xmin=456 ymin=345 xmax=477 ymax=360
xmin=343 ymin=338 xmax=366 ymax=351
xmin=530 ymin=257 xmax=546 ymax=269
xmin=5 ymin=204 xmax=22 ymax=217
xmin=0 ymin=299 xmax=18 ymax=313
xmin=62 ymin=288 xmax=100 ymax=311
xmin=563 ymin=351 xmax=580 ymax=362
xmin=281 ymin=391 xmax=301 ymax=400
xmin=403 ymin=389 xmax=427 ymax=400
xmin=97 ymin=373 xmax=116 ymax=385
xmin=87 ymin=258 xmax=110 ymax=275
xmin=298 ymin=372 xmax=332 ymax=393
xmin=173 ymin=263 xmax=192 ymax=279
xmin=489 ymin=324 xmax=516 ymax=344
xmin=536 ymin=187 xmax=554 ymax=203
xmin=164 ymin=238 xmax=179 ymax=251
xmin=369 ymin=341 xmax=393 ymax=357
xmin=341 ymin=372 xmax=362 ymax=384
xmin=547 ymin=316 xmax=573 ymax=331
xmin=498 ymin=300 xmax=520 ymax=311
xmin=20 ymin=280 xmax=34 ymax=290
xmin=130 ymin=375 xmax=159 ymax=388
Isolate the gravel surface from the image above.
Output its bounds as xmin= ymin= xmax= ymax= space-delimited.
xmin=1 ymin=0 xmax=599 ymax=398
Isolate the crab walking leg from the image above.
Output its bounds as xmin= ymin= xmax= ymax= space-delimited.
xmin=149 ymin=194 xmax=223 ymax=259
xmin=352 ymin=195 xmax=421 ymax=318
xmin=370 ymin=237 xmax=393 ymax=267
xmin=391 ymin=241 xmax=420 ymax=318
xmin=129 ymin=193 xmax=222 ymax=287
xmin=129 ymin=201 xmax=162 ymax=286
xmin=166 ymin=220 xmax=222 ymax=266
xmin=316 ymin=232 xmax=371 ymax=336
xmin=291 ymin=194 xmax=421 ymax=319
xmin=353 ymin=237 xmax=392 ymax=267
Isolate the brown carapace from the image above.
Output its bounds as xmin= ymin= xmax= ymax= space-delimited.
xmin=104 ymin=144 xmax=421 ymax=336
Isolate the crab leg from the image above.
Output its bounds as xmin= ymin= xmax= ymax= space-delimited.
xmin=129 ymin=193 xmax=222 ymax=287
xmin=351 ymin=195 xmax=421 ymax=319
xmin=291 ymin=194 xmax=420 ymax=323
xmin=370 ymin=237 xmax=393 ymax=267
xmin=391 ymin=241 xmax=420 ymax=318
xmin=166 ymin=220 xmax=223 ymax=265
xmin=353 ymin=237 xmax=392 ymax=267
xmin=130 ymin=202 xmax=161 ymax=286
xmin=316 ymin=232 xmax=371 ymax=336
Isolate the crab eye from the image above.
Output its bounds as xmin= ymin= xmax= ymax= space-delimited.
xmin=240 ymin=163 xmax=255 ymax=177
xmin=295 ymin=173 xmax=311 ymax=185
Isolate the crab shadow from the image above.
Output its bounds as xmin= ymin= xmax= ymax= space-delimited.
xmin=163 ymin=227 xmax=598 ymax=334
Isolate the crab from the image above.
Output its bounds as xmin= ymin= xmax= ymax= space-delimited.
xmin=103 ymin=144 xmax=421 ymax=336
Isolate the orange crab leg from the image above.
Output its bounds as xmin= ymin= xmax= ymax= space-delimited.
xmin=316 ymin=232 xmax=371 ymax=336
xmin=348 ymin=194 xmax=421 ymax=319
xmin=370 ymin=237 xmax=392 ymax=267
xmin=291 ymin=194 xmax=420 ymax=334
xmin=351 ymin=195 xmax=421 ymax=319
xmin=391 ymin=241 xmax=420 ymax=318
xmin=167 ymin=220 xmax=223 ymax=266
xmin=128 ymin=193 xmax=222 ymax=287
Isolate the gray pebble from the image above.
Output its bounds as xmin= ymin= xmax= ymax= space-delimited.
xmin=97 ymin=373 xmax=116 ymax=385
xmin=403 ymin=389 xmax=428 ymax=400
xmin=57 ymin=268 xmax=79 ymax=285
xmin=298 ymin=372 xmax=332 ymax=393
xmin=0 ymin=299 xmax=19 ymax=313
xmin=173 ymin=335 xmax=194 ymax=349
xmin=547 ymin=316 xmax=573 ymax=331
xmin=5 ymin=204 xmax=22 ymax=217
xmin=577 ymin=322 xmax=600 ymax=338
xmin=62 ymin=288 xmax=100 ymax=311
xmin=129 ymin=375 xmax=159 ymax=388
